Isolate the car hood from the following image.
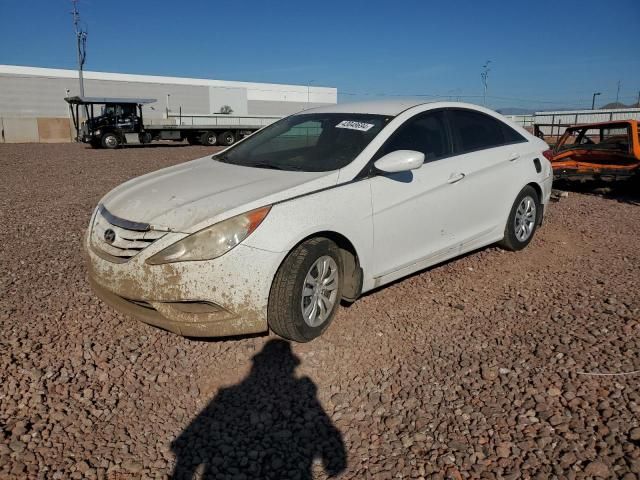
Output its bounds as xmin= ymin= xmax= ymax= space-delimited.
xmin=100 ymin=156 xmax=338 ymax=232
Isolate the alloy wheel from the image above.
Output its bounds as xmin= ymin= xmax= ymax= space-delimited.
xmin=514 ymin=195 xmax=537 ymax=242
xmin=300 ymin=256 xmax=339 ymax=327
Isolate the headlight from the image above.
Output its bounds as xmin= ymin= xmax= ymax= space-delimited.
xmin=146 ymin=206 xmax=271 ymax=265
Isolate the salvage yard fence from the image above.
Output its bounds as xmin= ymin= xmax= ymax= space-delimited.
xmin=505 ymin=108 xmax=640 ymax=143
xmin=533 ymin=108 xmax=640 ymax=142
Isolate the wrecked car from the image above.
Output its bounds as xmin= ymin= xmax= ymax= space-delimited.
xmin=86 ymin=100 xmax=552 ymax=342
xmin=548 ymin=120 xmax=640 ymax=181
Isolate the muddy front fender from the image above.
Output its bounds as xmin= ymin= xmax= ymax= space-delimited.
xmin=86 ymin=238 xmax=285 ymax=337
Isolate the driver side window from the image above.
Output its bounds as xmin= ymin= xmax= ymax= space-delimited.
xmin=377 ymin=110 xmax=452 ymax=162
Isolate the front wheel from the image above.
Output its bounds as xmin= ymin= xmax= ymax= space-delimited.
xmin=268 ymin=238 xmax=343 ymax=342
xmin=101 ymin=133 xmax=120 ymax=149
xmin=500 ymin=185 xmax=540 ymax=251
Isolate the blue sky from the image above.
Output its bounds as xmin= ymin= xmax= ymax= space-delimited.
xmin=1 ymin=0 xmax=639 ymax=110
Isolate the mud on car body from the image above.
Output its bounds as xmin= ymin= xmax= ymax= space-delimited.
xmin=86 ymin=100 xmax=552 ymax=342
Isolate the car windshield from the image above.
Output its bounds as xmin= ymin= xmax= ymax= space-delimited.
xmin=213 ymin=113 xmax=391 ymax=172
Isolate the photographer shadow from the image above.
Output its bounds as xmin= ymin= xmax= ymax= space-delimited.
xmin=171 ymin=339 xmax=346 ymax=479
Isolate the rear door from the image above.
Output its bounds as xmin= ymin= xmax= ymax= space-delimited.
xmin=445 ymin=109 xmax=531 ymax=246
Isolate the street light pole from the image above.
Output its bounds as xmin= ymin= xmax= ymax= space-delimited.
xmin=591 ymin=92 xmax=601 ymax=110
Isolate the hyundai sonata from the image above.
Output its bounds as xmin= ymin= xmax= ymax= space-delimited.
xmin=86 ymin=100 xmax=552 ymax=342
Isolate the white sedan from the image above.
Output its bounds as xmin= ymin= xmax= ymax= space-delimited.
xmin=86 ymin=100 xmax=552 ymax=342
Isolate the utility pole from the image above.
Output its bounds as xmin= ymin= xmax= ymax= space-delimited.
xmin=307 ymin=80 xmax=315 ymax=110
xmin=71 ymin=0 xmax=88 ymax=98
xmin=615 ymin=80 xmax=621 ymax=105
xmin=637 ymin=90 xmax=640 ymax=107
xmin=481 ymin=61 xmax=491 ymax=106
xmin=591 ymin=92 xmax=601 ymax=110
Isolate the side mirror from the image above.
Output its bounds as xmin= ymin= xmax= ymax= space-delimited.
xmin=373 ymin=150 xmax=425 ymax=173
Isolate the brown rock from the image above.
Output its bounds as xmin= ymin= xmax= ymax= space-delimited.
xmin=584 ymin=461 xmax=609 ymax=478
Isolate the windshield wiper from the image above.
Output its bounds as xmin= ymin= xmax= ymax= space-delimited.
xmin=245 ymin=162 xmax=304 ymax=171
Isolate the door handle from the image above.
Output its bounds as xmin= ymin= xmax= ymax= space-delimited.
xmin=509 ymin=152 xmax=521 ymax=162
xmin=447 ymin=172 xmax=466 ymax=184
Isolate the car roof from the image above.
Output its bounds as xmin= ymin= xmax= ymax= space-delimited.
xmin=302 ymin=99 xmax=494 ymax=116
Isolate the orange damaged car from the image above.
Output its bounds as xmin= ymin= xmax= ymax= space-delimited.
xmin=546 ymin=120 xmax=640 ymax=181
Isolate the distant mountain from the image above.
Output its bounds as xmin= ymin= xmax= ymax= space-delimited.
xmin=495 ymin=102 xmax=639 ymax=115
xmin=601 ymin=102 xmax=640 ymax=109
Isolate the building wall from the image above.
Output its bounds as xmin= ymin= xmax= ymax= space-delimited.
xmin=209 ymin=86 xmax=248 ymax=116
xmin=247 ymin=100 xmax=331 ymax=116
xmin=0 ymin=75 xmax=211 ymax=118
xmin=0 ymin=65 xmax=338 ymax=142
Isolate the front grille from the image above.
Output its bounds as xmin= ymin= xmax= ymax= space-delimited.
xmin=91 ymin=206 xmax=166 ymax=262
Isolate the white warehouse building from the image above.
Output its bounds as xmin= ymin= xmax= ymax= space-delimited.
xmin=0 ymin=65 xmax=337 ymax=143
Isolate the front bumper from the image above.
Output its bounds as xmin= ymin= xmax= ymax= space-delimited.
xmin=86 ymin=231 xmax=284 ymax=337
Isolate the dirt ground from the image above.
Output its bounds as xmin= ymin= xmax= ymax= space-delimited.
xmin=1 ymin=143 xmax=639 ymax=480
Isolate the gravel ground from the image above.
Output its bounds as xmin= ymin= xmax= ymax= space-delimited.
xmin=1 ymin=143 xmax=639 ymax=480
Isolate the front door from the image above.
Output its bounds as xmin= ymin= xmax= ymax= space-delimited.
xmin=369 ymin=110 xmax=464 ymax=278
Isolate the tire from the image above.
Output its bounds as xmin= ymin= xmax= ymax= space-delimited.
xmin=139 ymin=132 xmax=153 ymax=144
xmin=268 ymin=238 xmax=343 ymax=342
xmin=499 ymin=185 xmax=540 ymax=251
xmin=101 ymin=133 xmax=119 ymax=149
xmin=217 ymin=130 xmax=235 ymax=146
xmin=187 ymin=135 xmax=200 ymax=145
xmin=200 ymin=131 xmax=217 ymax=146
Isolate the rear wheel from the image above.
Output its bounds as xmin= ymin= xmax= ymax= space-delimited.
xmin=200 ymin=131 xmax=217 ymax=146
xmin=268 ymin=238 xmax=343 ymax=342
xmin=218 ymin=130 xmax=235 ymax=146
xmin=139 ymin=132 xmax=153 ymax=144
xmin=101 ymin=133 xmax=119 ymax=149
xmin=500 ymin=185 xmax=540 ymax=251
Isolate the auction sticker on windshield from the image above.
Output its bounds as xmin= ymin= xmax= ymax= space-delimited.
xmin=335 ymin=120 xmax=376 ymax=132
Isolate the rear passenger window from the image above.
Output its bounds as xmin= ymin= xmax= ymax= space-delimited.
xmin=378 ymin=110 xmax=451 ymax=162
xmin=502 ymin=123 xmax=526 ymax=144
xmin=449 ymin=109 xmax=525 ymax=153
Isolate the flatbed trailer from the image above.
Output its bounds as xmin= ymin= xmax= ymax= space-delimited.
xmin=65 ymin=96 xmax=280 ymax=149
